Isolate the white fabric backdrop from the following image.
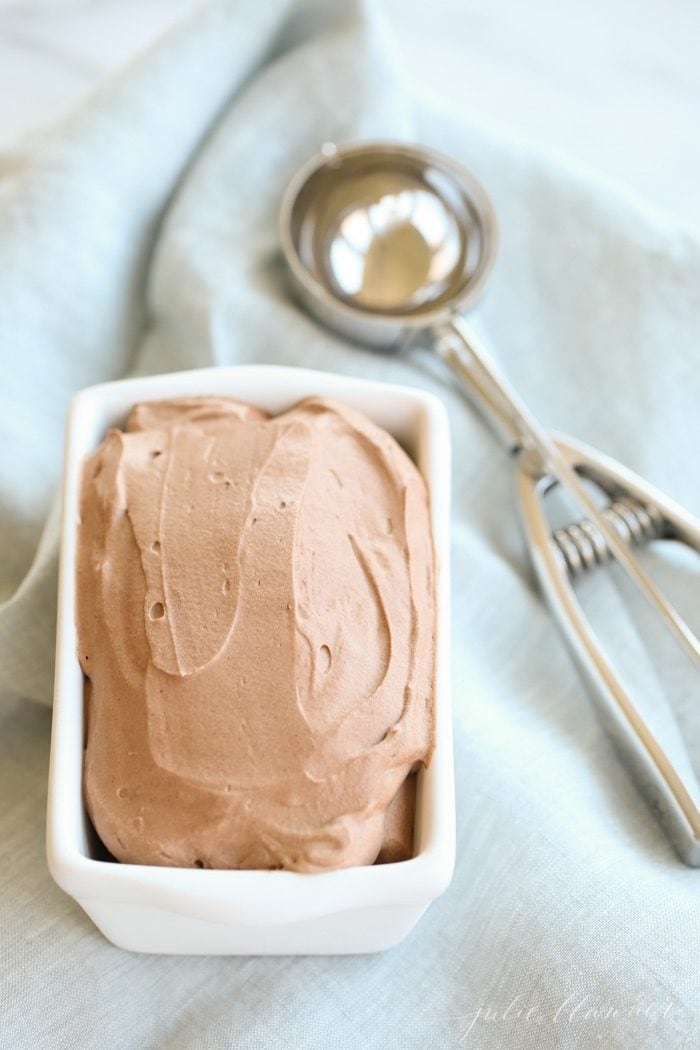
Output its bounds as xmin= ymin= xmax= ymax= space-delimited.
xmin=1 ymin=1 xmax=698 ymax=1046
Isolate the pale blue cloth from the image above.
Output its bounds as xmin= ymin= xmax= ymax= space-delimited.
xmin=1 ymin=2 xmax=699 ymax=1047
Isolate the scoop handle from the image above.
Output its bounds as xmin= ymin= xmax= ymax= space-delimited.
xmin=435 ymin=312 xmax=700 ymax=665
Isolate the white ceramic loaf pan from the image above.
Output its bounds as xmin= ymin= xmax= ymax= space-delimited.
xmin=47 ymin=365 xmax=454 ymax=955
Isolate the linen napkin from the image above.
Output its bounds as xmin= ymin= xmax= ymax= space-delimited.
xmin=1 ymin=1 xmax=699 ymax=1047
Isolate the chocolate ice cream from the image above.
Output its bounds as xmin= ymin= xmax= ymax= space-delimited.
xmin=77 ymin=395 xmax=435 ymax=872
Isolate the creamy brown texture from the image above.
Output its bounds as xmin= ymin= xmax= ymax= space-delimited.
xmin=77 ymin=395 xmax=435 ymax=872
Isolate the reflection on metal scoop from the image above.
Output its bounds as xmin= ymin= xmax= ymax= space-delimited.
xmin=279 ymin=140 xmax=700 ymax=865
xmin=326 ymin=178 xmax=464 ymax=310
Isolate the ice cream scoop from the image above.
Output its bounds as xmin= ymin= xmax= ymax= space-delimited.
xmin=279 ymin=139 xmax=700 ymax=866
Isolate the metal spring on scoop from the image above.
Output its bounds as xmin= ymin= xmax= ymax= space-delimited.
xmin=553 ymin=498 xmax=667 ymax=578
